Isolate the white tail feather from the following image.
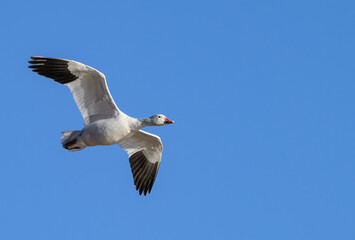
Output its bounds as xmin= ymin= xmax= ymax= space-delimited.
xmin=61 ymin=130 xmax=86 ymax=151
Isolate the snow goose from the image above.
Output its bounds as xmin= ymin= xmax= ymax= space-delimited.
xmin=28 ymin=56 xmax=174 ymax=195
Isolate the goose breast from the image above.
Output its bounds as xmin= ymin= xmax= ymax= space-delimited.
xmin=81 ymin=117 xmax=132 ymax=146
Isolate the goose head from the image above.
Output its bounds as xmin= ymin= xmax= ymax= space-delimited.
xmin=150 ymin=114 xmax=174 ymax=126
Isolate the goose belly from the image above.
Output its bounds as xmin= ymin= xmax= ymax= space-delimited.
xmin=81 ymin=119 xmax=130 ymax=146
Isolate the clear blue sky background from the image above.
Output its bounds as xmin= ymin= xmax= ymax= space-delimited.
xmin=0 ymin=1 xmax=354 ymax=239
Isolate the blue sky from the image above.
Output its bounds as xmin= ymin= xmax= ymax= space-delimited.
xmin=0 ymin=0 xmax=354 ymax=239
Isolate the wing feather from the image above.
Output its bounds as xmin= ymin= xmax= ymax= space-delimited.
xmin=29 ymin=56 xmax=120 ymax=125
xmin=118 ymin=130 xmax=163 ymax=195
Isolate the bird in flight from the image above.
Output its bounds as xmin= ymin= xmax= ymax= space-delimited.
xmin=28 ymin=56 xmax=174 ymax=195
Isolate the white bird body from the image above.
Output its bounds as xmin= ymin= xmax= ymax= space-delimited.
xmin=29 ymin=56 xmax=174 ymax=195
xmin=81 ymin=115 xmax=135 ymax=146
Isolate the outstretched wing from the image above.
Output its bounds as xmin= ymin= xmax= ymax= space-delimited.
xmin=28 ymin=56 xmax=120 ymax=125
xmin=118 ymin=130 xmax=163 ymax=195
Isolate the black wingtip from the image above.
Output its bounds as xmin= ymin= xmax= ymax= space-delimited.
xmin=28 ymin=56 xmax=78 ymax=84
xmin=129 ymin=151 xmax=160 ymax=196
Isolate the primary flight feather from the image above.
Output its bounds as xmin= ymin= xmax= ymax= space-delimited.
xmin=28 ymin=56 xmax=174 ymax=195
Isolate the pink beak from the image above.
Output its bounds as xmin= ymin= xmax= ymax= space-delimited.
xmin=164 ymin=117 xmax=174 ymax=124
